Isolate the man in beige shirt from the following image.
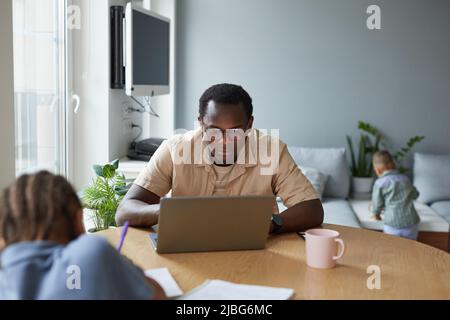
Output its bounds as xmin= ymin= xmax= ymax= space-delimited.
xmin=116 ymin=84 xmax=323 ymax=234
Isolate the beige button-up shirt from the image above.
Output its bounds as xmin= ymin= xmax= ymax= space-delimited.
xmin=135 ymin=128 xmax=318 ymax=209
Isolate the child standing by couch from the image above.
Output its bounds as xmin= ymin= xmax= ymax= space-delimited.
xmin=0 ymin=171 xmax=165 ymax=300
xmin=371 ymin=151 xmax=421 ymax=240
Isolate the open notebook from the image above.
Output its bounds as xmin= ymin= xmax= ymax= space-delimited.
xmin=145 ymin=268 xmax=294 ymax=300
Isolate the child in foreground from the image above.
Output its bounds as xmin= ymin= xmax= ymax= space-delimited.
xmin=371 ymin=151 xmax=420 ymax=240
xmin=0 ymin=171 xmax=165 ymax=300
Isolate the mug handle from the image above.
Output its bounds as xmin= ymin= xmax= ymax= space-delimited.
xmin=332 ymin=238 xmax=345 ymax=261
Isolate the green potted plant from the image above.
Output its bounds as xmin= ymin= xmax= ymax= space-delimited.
xmin=346 ymin=121 xmax=425 ymax=196
xmin=346 ymin=121 xmax=384 ymax=195
xmin=81 ymin=159 xmax=131 ymax=232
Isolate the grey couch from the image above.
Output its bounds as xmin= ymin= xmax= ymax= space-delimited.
xmin=286 ymin=147 xmax=361 ymax=228
xmin=283 ymin=148 xmax=450 ymax=229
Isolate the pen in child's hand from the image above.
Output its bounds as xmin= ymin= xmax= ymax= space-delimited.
xmin=117 ymin=221 xmax=129 ymax=253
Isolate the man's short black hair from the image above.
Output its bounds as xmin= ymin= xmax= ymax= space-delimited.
xmin=199 ymin=84 xmax=253 ymax=119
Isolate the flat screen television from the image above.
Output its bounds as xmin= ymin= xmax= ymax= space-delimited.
xmin=124 ymin=3 xmax=170 ymax=97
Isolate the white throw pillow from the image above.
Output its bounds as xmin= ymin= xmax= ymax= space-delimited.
xmin=288 ymin=147 xmax=351 ymax=199
xmin=299 ymin=166 xmax=329 ymax=199
xmin=414 ymin=153 xmax=450 ymax=203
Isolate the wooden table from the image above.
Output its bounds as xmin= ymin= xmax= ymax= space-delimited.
xmin=98 ymin=224 xmax=450 ymax=300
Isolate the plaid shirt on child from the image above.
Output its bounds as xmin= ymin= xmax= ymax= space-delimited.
xmin=372 ymin=170 xmax=420 ymax=229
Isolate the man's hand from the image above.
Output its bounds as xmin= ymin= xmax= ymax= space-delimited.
xmin=371 ymin=215 xmax=382 ymax=221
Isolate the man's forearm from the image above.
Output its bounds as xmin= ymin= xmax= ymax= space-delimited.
xmin=276 ymin=199 xmax=324 ymax=234
xmin=116 ymin=199 xmax=160 ymax=227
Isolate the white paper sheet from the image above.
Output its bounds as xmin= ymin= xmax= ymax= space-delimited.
xmin=179 ymin=280 xmax=294 ymax=300
xmin=144 ymin=268 xmax=183 ymax=298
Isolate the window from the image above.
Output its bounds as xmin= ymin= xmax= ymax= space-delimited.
xmin=13 ymin=0 xmax=69 ymax=176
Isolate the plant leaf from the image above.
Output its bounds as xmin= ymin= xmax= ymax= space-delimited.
xmin=93 ymin=165 xmax=104 ymax=177
xmin=111 ymin=159 xmax=120 ymax=170
xmin=346 ymin=136 xmax=357 ymax=175
xmin=393 ymin=136 xmax=425 ymax=171
xmin=102 ymin=164 xmax=116 ymax=179
xmin=358 ymin=121 xmax=383 ymax=140
xmin=357 ymin=135 xmax=368 ymax=177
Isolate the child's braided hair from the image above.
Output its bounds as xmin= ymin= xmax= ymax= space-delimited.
xmin=0 ymin=171 xmax=82 ymax=246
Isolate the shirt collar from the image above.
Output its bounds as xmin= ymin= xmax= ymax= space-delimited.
xmin=380 ymin=169 xmax=399 ymax=178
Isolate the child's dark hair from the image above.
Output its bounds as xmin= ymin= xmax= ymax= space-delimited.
xmin=373 ymin=150 xmax=395 ymax=167
xmin=0 ymin=171 xmax=82 ymax=246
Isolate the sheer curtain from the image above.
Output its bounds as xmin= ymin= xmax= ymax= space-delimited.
xmin=13 ymin=0 xmax=68 ymax=175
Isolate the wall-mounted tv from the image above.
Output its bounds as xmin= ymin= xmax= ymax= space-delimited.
xmin=124 ymin=3 xmax=170 ymax=97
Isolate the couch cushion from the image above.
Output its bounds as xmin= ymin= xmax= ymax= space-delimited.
xmin=430 ymin=201 xmax=450 ymax=224
xmin=414 ymin=153 xmax=450 ymax=204
xmin=288 ymin=147 xmax=351 ymax=199
xmin=277 ymin=197 xmax=361 ymax=228
xmin=322 ymin=198 xmax=361 ymax=228
xmin=350 ymin=199 xmax=449 ymax=232
xmin=299 ymin=166 xmax=328 ymax=199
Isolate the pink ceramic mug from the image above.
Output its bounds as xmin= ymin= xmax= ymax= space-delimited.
xmin=305 ymin=229 xmax=345 ymax=269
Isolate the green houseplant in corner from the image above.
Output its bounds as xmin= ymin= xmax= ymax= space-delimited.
xmin=81 ymin=159 xmax=131 ymax=232
xmin=346 ymin=121 xmax=385 ymax=195
xmin=346 ymin=121 xmax=425 ymax=196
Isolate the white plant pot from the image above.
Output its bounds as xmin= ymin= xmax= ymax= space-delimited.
xmin=352 ymin=177 xmax=375 ymax=195
xmin=83 ymin=208 xmax=116 ymax=234
xmin=87 ymin=226 xmax=117 ymax=234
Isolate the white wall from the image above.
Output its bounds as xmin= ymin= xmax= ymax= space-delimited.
xmin=177 ymin=0 xmax=450 ymax=158
xmin=72 ymin=0 xmax=176 ymax=190
xmin=72 ymin=0 xmax=111 ymax=190
xmin=148 ymin=0 xmax=176 ymax=138
xmin=122 ymin=0 xmax=177 ymax=139
xmin=0 ymin=0 xmax=16 ymax=190
xmin=72 ymin=0 xmax=138 ymax=190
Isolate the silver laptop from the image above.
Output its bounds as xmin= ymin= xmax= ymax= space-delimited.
xmin=149 ymin=196 xmax=275 ymax=254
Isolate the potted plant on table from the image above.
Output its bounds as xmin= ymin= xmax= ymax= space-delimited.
xmin=81 ymin=159 xmax=132 ymax=232
xmin=346 ymin=121 xmax=425 ymax=196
